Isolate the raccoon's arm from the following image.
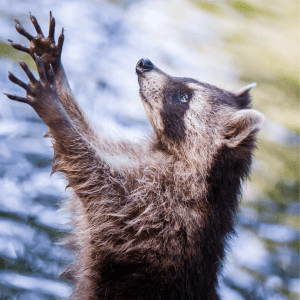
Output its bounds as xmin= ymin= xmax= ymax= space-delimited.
xmin=5 ymin=57 xmax=132 ymax=207
xmin=9 ymin=12 xmax=98 ymax=144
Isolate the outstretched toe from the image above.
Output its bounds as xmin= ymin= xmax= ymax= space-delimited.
xmin=29 ymin=12 xmax=44 ymax=36
xmin=14 ymin=19 xmax=33 ymax=41
xmin=18 ymin=60 xmax=38 ymax=83
xmin=8 ymin=71 xmax=30 ymax=92
xmin=8 ymin=39 xmax=30 ymax=54
xmin=57 ymin=28 xmax=64 ymax=52
xmin=4 ymin=93 xmax=28 ymax=103
xmin=48 ymin=11 xmax=55 ymax=42
xmin=34 ymin=54 xmax=48 ymax=84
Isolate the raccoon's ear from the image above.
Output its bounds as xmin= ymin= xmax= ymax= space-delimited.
xmin=223 ymin=109 xmax=264 ymax=148
xmin=233 ymin=82 xmax=256 ymax=107
xmin=233 ymin=82 xmax=257 ymax=97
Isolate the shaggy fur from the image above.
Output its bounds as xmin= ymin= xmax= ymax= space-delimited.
xmin=6 ymin=13 xmax=264 ymax=300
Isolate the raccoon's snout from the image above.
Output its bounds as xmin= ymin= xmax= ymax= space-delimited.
xmin=136 ymin=58 xmax=154 ymax=74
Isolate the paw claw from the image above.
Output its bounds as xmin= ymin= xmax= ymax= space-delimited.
xmin=3 ymin=93 xmax=13 ymax=100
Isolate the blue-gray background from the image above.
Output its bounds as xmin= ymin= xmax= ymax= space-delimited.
xmin=0 ymin=0 xmax=298 ymax=299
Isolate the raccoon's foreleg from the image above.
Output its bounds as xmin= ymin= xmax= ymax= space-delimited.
xmin=5 ymin=57 xmax=115 ymax=207
xmin=8 ymin=12 xmax=98 ymax=144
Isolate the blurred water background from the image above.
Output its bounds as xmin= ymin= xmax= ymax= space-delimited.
xmin=0 ymin=0 xmax=299 ymax=299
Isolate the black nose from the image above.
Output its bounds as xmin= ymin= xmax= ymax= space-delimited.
xmin=136 ymin=58 xmax=154 ymax=74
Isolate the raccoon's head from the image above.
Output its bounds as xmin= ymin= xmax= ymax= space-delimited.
xmin=136 ymin=58 xmax=264 ymax=162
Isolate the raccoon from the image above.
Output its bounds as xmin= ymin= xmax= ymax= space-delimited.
xmin=6 ymin=12 xmax=264 ymax=300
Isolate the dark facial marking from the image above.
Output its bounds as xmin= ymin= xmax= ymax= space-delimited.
xmin=161 ymin=77 xmax=195 ymax=142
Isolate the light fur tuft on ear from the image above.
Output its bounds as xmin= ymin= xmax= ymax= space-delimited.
xmin=223 ymin=109 xmax=264 ymax=148
xmin=233 ymin=82 xmax=256 ymax=97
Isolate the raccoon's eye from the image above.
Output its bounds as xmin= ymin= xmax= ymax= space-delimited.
xmin=180 ymin=93 xmax=189 ymax=103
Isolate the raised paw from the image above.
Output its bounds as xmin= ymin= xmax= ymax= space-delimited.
xmin=8 ymin=12 xmax=64 ymax=72
xmin=5 ymin=55 xmax=63 ymax=126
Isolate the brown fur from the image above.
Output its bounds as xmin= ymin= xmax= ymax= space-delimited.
xmin=7 ymin=13 xmax=264 ymax=300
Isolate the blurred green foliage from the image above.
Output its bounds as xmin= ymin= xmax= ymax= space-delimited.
xmin=192 ymin=0 xmax=299 ymax=133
